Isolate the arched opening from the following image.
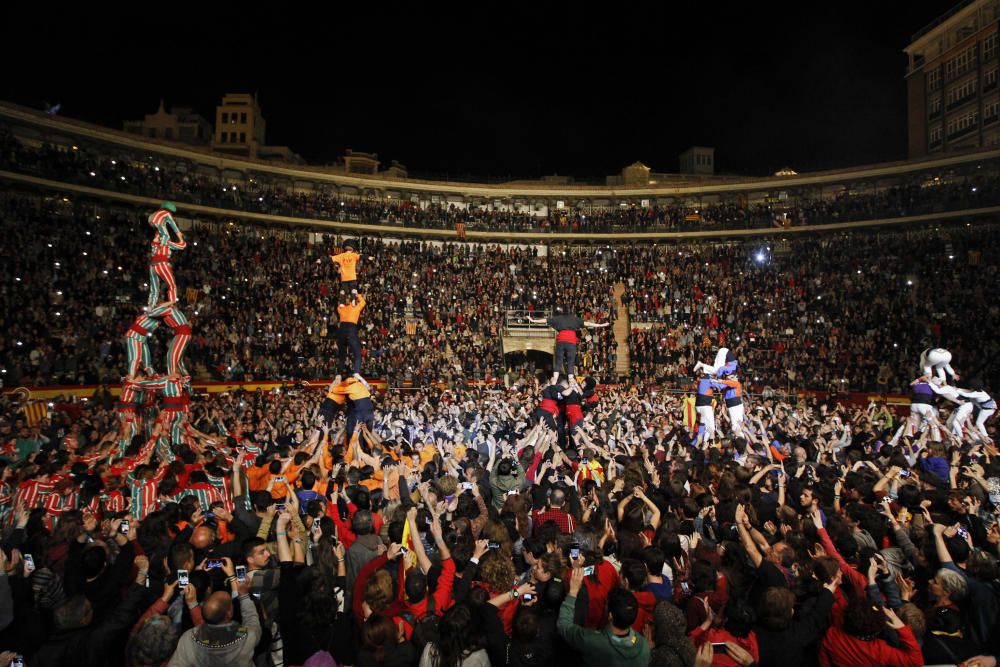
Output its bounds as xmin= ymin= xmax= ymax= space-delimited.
xmin=504 ymin=349 xmax=553 ymax=379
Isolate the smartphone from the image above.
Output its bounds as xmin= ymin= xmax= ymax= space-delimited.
xmin=488 ymin=542 xmax=501 ymax=550
xmin=10 ymin=656 xmax=24 ymax=667
xmin=581 ymin=458 xmax=589 ymax=465
xmin=119 ymin=520 xmax=131 ymax=535
xmin=583 ymin=565 xmax=595 ymax=576
xmin=399 ymin=546 xmax=409 ymax=554
xmin=461 ymin=482 xmax=474 ymax=491
xmin=957 ymin=525 xmax=970 ymax=539
xmin=204 ymin=511 xmax=216 ymax=520
xmin=274 ymin=476 xmax=286 ymax=482
xmin=681 ymin=582 xmax=691 ymax=594
xmin=23 ymin=554 xmax=35 ymax=574
xmin=177 ymin=569 xmax=189 ymax=588
xmin=899 ymin=470 xmax=911 ymax=478
xmin=206 ymin=559 xmax=224 ymax=570
xmin=569 ymin=547 xmax=581 ymax=560
xmin=275 ymin=503 xmax=286 ymax=512
xmin=235 ymin=565 xmax=247 ymax=582
xmin=711 ymin=643 xmax=728 ymax=654
xmin=523 ymin=593 xmax=533 ymax=602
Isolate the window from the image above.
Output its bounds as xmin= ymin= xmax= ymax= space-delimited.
xmin=985 ymin=98 xmax=1000 ymax=123
xmin=928 ymin=68 xmax=942 ymax=92
xmin=164 ymin=128 xmax=173 ymax=139
xmin=241 ymin=112 xmax=247 ymax=124
xmin=946 ymin=109 xmax=979 ymax=138
xmin=929 ymin=96 xmax=942 ymax=117
xmin=986 ymin=67 xmax=999 ymax=90
xmin=221 ymin=132 xmax=228 ymax=143
xmin=945 ymin=46 xmax=977 ymax=80
xmin=221 ymin=112 xmax=229 ymax=124
xmin=946 ymin=78 xmax=977 ymax=108
xmin=930 ymin=125 xmax=943 ymax=144
xmin=239 ymin=132 xmax=246 ymax=143
xmin=985 ymin=33 xmax=999 ymax=61
xmin=230 ymin=132 xmax=237 ymax=143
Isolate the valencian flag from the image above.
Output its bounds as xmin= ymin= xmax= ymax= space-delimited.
xmin=405 ymin=320 xmax=418 ymax=336
xmin=456 ymin=222 xmax=466 ymax=238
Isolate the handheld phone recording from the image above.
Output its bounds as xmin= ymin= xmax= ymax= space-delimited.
xmin=177 ymin=569 xmax=190 ymax=588
xmin=235 ymin=565 xmax=247 ymax=582
xmin=23 ymin=554 xmax=35 ymax=574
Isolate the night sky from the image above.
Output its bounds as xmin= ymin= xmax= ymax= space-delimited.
xmin=5 ymin=3 xmax=960 ymax=179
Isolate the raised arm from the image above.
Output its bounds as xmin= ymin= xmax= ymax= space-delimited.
xmin=735 ymin=504 xmax=763 ymax=567
xmin=406 ymin=507 xmax=433 ymax=574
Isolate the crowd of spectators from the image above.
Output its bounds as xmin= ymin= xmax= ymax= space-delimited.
xmin=0 ymin=372 xmax=996 ymax=666
xmin=0 ymin=194 xmax=616 ymax=388
xmin=2 ymin=188 xmax=998 ymax=395
xmin=4 ymin=125 xmax=1000 ymax=234
xmin=624 ymin=225 xmax=1000 ymax=394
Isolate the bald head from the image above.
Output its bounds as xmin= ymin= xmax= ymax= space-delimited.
xmin=190 ymin=525 xmax=215 ymax=550
xmin=201 ymin=591 xmax=233 ymax=624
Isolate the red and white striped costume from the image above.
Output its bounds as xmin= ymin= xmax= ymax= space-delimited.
xmin=147 ymin=207 xmax=186 ymax=307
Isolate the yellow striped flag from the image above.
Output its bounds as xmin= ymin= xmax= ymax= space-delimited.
xmin=24 ymin=401 xmax=48 ymax=427
xmin=682 ymin=395 xmax=697 ymax=432
xmin=405 ymin=320 xmax=418 ymax=336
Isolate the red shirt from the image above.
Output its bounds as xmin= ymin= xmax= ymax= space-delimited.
xmin=818 ymin=625 xmax=922 ymax=667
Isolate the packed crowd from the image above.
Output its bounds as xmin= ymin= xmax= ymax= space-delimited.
xmin=624 ymin=225 xmax=1000 ymax=394
xmin=0 ymin=370 xmax=997 ymax=667
xmin=3 ymin=191 xmax=999 ymax=395
xmin=0 ymin=195 xmax=617 ymax=388
xmin=4 ymin=125 xmax=1000 ymax=233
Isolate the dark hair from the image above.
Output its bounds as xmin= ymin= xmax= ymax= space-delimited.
xmin=361 ymin=614 xmax=397 ymax=662
xmin=300 ymin=470 xmax=316 ymax=490
xmin=405 ymin=570 xmax=428 ymax=602
xmin=640 ymin=547 xmax=666 ymax=576
xmin=352 ymin=510 xmax=374 ymax=536
xmin=945 ymin=535 xmax=971 ymax=564
xmin=432 ymin=603 xmax=486 ymax=667
xmin=620 ymin=558 xmax=648 ymax=591
xmin=53 ymin=595 xmax=92 ymax=631
xmin=723 ymin=597 xmax=755 ymax=637
xmin=241 ymin=537 xmax=266 ymax=561
xmin=80 ymin=546 xmax=108 ymax=579
xmin=608 ymin=588 xmax=639 ymax=628
xmin=843 ymin=597 xmax=886 ymax=639
xmin=251 ymin=491 xmax=274 ymax=512
xmin=758 ymin=587 xmax=795 ymax=631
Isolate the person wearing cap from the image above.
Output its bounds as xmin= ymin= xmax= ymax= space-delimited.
xmin=147 ymin=201 xmax=186 ymax=308
xmin=329 ymin=239 xmax=361 ymax=292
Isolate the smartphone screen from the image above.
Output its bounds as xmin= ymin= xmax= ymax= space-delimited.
xmin=206 ymin=559 xmax=223 ymax=570
xmin=235 ymin=565 xmax=247 ymax=582
xmin=23 ymin=554 xmax=35 ymax=574
xmin=569 ymin=548 xmax=581 ymax=560
xmin=177 ymin=569 xmax=189 ymax=587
